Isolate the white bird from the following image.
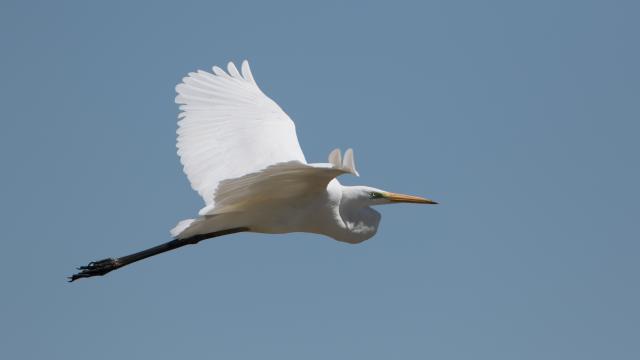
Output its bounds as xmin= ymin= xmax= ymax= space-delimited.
xmin=70 ymin=60 xmax=437 ymax=281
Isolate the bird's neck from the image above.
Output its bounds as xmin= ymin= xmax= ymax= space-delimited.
xmin=333 ymin=185 xmax=381 ymax=244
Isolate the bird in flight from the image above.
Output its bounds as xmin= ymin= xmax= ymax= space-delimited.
xmin=69 ymin=60 xmax=437 ymax=281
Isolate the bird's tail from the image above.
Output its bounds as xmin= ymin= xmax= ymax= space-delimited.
xmin=170 ymin=218 xmax=196 ymax=238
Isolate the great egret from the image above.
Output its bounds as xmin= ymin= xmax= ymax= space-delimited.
xmin=69 ymin=60 xmax=437 ymax=282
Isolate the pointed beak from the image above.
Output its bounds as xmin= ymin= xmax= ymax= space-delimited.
xmin=384 ymin=192 xmax=438 ymax=204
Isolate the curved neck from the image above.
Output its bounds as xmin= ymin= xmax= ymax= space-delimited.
xmin=335 ymin=185 xmax=381 ymax=243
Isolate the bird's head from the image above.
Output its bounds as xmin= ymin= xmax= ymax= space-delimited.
xmin=346 ymin=186 xmax=438 ymax=207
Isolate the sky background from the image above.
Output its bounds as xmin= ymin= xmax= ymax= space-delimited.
xmin=1 ymin=0 xmax=638 ymax=359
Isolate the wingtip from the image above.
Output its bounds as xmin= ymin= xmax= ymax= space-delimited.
xmin=212 ymin=65 xmax=227 ymax=77
xmin=328 ymin=148 xmax=342 ymax=168
xmin=343 ymin=148 xmax=359 ymax=176
xmin=241 ymin=59 xmax=256 ymax=84
xmin=227 ymin=61 xmax=241 ymax=78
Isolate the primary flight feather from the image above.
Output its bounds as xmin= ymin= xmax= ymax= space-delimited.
xmin=70 ymin=60 xmax=437 ymax=281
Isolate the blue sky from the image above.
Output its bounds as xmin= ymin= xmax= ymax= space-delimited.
xmin=1 ymin=1 xmax=638 ymax=359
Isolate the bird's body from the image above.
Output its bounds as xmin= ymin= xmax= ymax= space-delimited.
xmin=176 ymin=179 xmax=381 ymax=244
xmin=69 ymin=60 xmax=436 ymax=281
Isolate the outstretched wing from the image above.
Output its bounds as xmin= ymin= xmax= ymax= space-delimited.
xmin=175 ymin=60 xmax=306 ymax=205
xmin=203 ymin=162 xmax=343 ymax=215
xmin=199 ymin=149 xmax=359 ymax=216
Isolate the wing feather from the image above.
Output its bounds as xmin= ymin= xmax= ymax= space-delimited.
xmin=241 ymin=60 xmax=256 ymax=84
xmin=227 ymin=61 xmax=242 ymax=78
xmin=175 ymin=60 xmax=306 ymax=206
xmin=201 ymin=161 xmax=349 ymax=216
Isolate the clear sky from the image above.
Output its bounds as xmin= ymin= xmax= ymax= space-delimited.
xmin=1 ymin=0 xmax=638 ymax=359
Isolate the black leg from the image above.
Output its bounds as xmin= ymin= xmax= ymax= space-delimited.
xmin=68 ymin=227 xmax=249 ymax=282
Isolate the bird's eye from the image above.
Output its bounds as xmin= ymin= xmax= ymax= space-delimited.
xmin=369 ymin=192 xmax=381 ymax=199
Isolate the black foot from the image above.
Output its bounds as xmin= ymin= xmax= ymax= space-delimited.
xmin=68 ymin=258 xmax=121 ymax=282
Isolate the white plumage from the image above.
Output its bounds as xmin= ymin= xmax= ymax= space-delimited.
xmin=69 ymin=60 xmax=437 ymax=282
xmin=172 ymin=60 xmax=435 ymax=243
xmin=175 ymin=61 xmax=306 ymax=206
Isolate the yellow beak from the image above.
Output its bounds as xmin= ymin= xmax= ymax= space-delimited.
xmin=385 ymin=192 xmax=438 ymax=204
